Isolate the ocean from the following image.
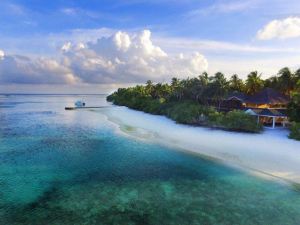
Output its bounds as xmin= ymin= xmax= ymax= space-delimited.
xmin=1 ymin=94 xmax=300 ymax=225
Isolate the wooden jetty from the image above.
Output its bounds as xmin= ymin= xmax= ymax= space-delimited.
xmin=65 ymin=106 xmax=112 ymax=110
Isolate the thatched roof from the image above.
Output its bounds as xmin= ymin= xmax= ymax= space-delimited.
xmin=227 ymin=91 xmax=247 ymax=102
xmin=228 ymin=88 xmax=289 ymax=105
xmin=246 ymin=108 xmax=287 ymax=117
xmin=246 ymin=88 xmax=289 ymax=105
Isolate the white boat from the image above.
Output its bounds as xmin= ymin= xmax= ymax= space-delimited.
xmin=75 ymin=100 xmax=86 ymax=107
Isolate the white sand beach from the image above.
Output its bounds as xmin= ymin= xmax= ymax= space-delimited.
xmin=102 ymin=106 xmax=300 ymax=184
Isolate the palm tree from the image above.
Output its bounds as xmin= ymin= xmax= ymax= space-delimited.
xmin=170 ymin=77 xmax=184 ymax=101
xmin=145 ymin=80 xmax=156 ymax=98
xmin=295 ymin=80 xmax=300 ymax=94
xmin=145 ymin=79 xmax=153 ymax=92
xmin=208 ymin=72 xmax=229 ymax=109
xmin=160 ymin=83 xmax=172 ymax=99
xmin=199 ymin=72 xmax=209 ymax=86
xmin=186 ymin=77 xmax=203 ymax=101
xmin=146 ymin=80 xmax=153 ymax=87
xmin=278 ymin=67 xmax=294 ymax=95
xmin=152 ymin=83 xmax=171 ymax=99
xmin=294 ymin=69 xmax=300 ymax=92
xmin=171 ymin=77 xmax=179 ymax=91
xmin=229 ymin=74 xmax=244 ymax=92
xmin=287 ymin=92 xmax=300 ymax=122
xmin=264 ymin=76 xmax=279 ymax=90
xmin=212 ymin=72 xmax=228 ymax=90
xmin=245 ymin=71 xmax=264 ymax=95
xmin=295 ymin=69 xmax=300 ymax=81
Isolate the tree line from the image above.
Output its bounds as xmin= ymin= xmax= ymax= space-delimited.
xmin=144 ymin=67 xmax=299 ymax=102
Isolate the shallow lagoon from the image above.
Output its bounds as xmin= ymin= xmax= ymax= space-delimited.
xmin=1 ymin=94 xmax=300 ymax=225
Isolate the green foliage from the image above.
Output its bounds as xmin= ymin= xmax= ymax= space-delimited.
xmin=289 ymin=122 xmax=300 ymax=141
xmin=278 ymin=67 xmax=294 ymax=95
xmin=162 ymin=101 xmax=215 ymax=124
xmin=287 ymin=92 xmax=300 ymax=123
xmin=229 ymin=74 xmax=245 ymax=92
xmin=222 ymin=110 xmax=263 ymax=132
xmin=245 ymin=71 xmax=264 ymax=95
xmin=207 ymin=111 xmax=224 ymax=127
xmin=143 ymin=98 xmax=165 ymax=114
xmin=287 ymin=90 xmax=300 ymax=141
xmin=206 ymin=110 xmax=262 ymax=132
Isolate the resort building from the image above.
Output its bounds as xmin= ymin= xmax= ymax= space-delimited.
xmin=225 ymin=88 xmax=290 ymax=128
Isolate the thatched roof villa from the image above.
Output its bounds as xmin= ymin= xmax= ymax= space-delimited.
xmin=226 ymin=88 xmax=290 ymax=128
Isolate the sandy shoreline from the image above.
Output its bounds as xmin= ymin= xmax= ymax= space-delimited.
xmin=101 ymin=106 xmax=300 ymax=184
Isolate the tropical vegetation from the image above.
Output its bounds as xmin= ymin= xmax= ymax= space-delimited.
xmin=287 ymin=78 xmax=300 ymax=140
xmin=289 ymin=122 xmax=300 ymax=141
xmin=107 ymin=67 xmax=300 ymax=136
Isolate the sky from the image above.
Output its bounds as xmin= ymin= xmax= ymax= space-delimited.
xmin=1 ymin=0 xmax=300 ymax=93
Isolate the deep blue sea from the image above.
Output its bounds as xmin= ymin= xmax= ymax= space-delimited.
xmin=1 ymin=94 xmax=300 ymax=225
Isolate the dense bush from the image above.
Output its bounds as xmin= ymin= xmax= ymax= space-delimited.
xmin=143 ymin=98 xmax=165 ymax=114
xmin=222 ymin=110 xmax=263 ymax=133
xmin=289 ymin=122 xmax=300 ymax=141
xmin=162 ymin=101 xmax=215 ymax=124
xmin=287 ymin=92 xmax=300 ymax=141
xmin=207 ymin=111 xmax=224 ymax=127
xmin=287 ymin=93 xmax=300 ymax=123
xmin=206 ymin=110 xmax=262 ymax=132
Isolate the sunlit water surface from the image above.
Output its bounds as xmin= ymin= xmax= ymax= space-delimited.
xmin=1 ymin=94 xmax=300 ymax=225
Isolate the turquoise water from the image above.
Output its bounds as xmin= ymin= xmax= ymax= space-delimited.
xmin=1 ymin=94 xmax=300 ymax=225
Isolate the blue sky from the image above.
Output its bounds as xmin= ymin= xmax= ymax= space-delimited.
xmin=1 ymin=0 xmax=300 ymax=93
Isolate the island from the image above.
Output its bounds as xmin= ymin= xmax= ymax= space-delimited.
xmin=107 ymin=67 xmax=300 ymax=140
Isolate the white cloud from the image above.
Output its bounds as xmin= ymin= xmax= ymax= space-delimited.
xmin=113 ymin=31 xmax=132 ymax=51
xmin=154 ymin=37 xmax=300 ymax=54
xmin=0 ymin=50 xmax=4 ymax=60
xmin=0 ymin=55 xmax=77 ymax=84
xmin=61 ymin=8 xmax=77 ymax=16
xmin=2 ymin=28 xmax=300 ymax=86
xmin=60 ymin=7 xmax=101 ymax=19
xmin=187 ymin=0 xmax=258 ymax=17
xmin=257 ymin=17 xmax=300 ymax=40
xmin=61 ymin=42 xmax=72 ymax=52
xmin=4 ymin=3 xmax=27 ymax=16
xmin=0 ymin=30 xmax=208 ymax=84
xmin=62 ymin=30 xmax=207 ymax=83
